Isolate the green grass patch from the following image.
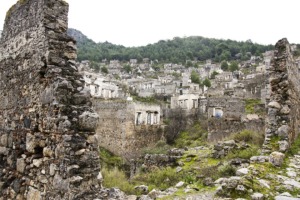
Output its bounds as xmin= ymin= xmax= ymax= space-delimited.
xmin=102 ymin=167 xmax=137 ymax=194
xmin=269 ymin=135 xmax=280 ymax=151
xmin=99 ymin=147 xmax=124 ymax=168
xmin=230 ymin=130 xmax=264 ymax=146
xmin=133 ymin=167 xmax=183 ymax=190
xmin=226 ymin=146 xmax=260 ymax=160
xmin=244 ymin=99 xmax=261 ymax=114
xmin=217 ymin=163 xmax=237 ymax=177
xmin=288 ymin=134 xmax=300 ymax=155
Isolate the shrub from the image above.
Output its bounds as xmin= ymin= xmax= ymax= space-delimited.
xmin=231 ymin=130 xmax=264 ymax=146
xmin=174 ymin=122 xmax=207 ymax=148
xmin=102 ymin=167 xmax=136 ymax=194
xmin=218 ymin=163 xmax=236 ymax=177
xmin=244 ymin=99 xmax=261 ymax=114
xmin=288 ymin=134 xmax=300 ymax=155
xmin=226 ymin=147 xmax=260 ymax=160
xmin=99 ymin=147 xmax=124 ymax=168
xmin=142 ymin=140 xmax=171 ymax=155
xmin=133 ymin=167 xmax=181 ymax=190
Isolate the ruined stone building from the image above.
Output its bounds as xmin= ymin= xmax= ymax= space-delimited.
xmin=0 ymin=0 xmax=103 ymax=199
xmin=92 ymin=100 xmax=163 ymax=159
xmin=82 ymin=71 xmax=120 ymax=99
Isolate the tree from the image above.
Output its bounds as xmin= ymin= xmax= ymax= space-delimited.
xmin=202 ymin=78 xmax=211 ymax=87
xmin=101 ymin=66 xmax=108 ymax=74
xmin=191 ymin=70 xmax=201 ymax=84
xmin=221 ymin=61 xmax=228 ymax=71
xmin=123 ymin=64 xmax=132 ymax=73
xmin=229 ymin=61 xmax=239 ymax=72
xmin=186 ymin=60 xmax=193 ymax=68
xmin=165 ymin=108 xmax=187 ymax=144
xmin=211 ymin=71 xmax=219 ymax=79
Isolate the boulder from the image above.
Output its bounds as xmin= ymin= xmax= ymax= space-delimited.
xmin=134 ymin=185 xmax=148 ymax=194
xmin=277 ymin=125 xmax=290 ymax=139
xmin=268 ymin=101 xmax=281 ymax=109
xmin=175 ymin=181 xmax=185 ymax=188
xmin=251 ymin=192 xmax=264 ymax=200
xmin=236 ymin=168 xmax=249 ymax=176
xmin=279 ymin=141 xmax=289 ymax=152
xmin=269 ymin=151 xmax=285 ymax=166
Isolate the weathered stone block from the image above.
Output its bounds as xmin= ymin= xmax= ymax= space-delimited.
xmin=78 ymin=111 xmax=99 ymax=131
xmin=26 ymin=187 xmax=41 ymax=200
xmin=269 ymin=151 xmax=285 ymax=166
xmin=16 ymin=158 xmax=26 ymax=173
xmin=277 ymin=125 xmax=290 ymax=139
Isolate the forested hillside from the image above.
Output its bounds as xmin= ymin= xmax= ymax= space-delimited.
xmin=68 ymin=28 xmax=274 ymax=63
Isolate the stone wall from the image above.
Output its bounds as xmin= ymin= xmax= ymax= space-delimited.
xmin=208 ymin=119 xmax=265 ymax=142
xmin=93 ymin=99 xmax=164 ymax=160
xmin=0 ymin=0 xmax=102 ymax=199
xmin=263 ymin=39 xmax=300 ymax=154
xmin=207 ymin=97 xmax=245 ymax=119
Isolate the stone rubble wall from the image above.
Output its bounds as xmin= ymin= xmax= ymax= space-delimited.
xmin=263 ymin=38 xmax=300 ymax=154
xmin=0 ymin=0 xmax=102 ymax=199
xmin=208 ymin=119 xmax=265 ymax=142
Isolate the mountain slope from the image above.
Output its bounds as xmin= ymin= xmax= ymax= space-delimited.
xmin=68 ymin=28 xmax=274 ymax=63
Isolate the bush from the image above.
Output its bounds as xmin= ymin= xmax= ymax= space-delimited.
xmin=102 ymin=167 xmax=136 ymax=194
xmin=142 ymin=140 xmax=171 ymax=155
xmin=175 ymin=122 xmax=207 ymax=148
xmin=218 ymin=164 xmax=236 ymax=177
xmin=165 ymin=108 xmax=188 ymax=144
xmin=226 ymin=147 xmax=260 ymax=160
xmin=133 ymin=167 xmax=181 ymax=190
xmin=99 ymin=147 xmax=124 ymax=168
xmin=231 ymin=130 xmax=264 ymax=146
xmin=288 ymin=134 xmax=300 ymax=155
xmin=244 ymin=99 xmax=261 ymax=114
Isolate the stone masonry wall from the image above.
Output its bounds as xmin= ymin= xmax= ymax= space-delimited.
xmin=93 ymin=99 xmax=164 ymax=160
xmin=263 ymin=38 xmax=300 ymax=154
xmin=208 ymin=119 xmax=265 ymax=142
xmin=0 ymin=0 xmax=102 ymax=199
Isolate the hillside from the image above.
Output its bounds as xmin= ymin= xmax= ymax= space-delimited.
xmin=67 ymin=28 xmax=274 ymax=63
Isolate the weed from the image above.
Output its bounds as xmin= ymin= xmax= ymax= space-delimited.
xmin=142 ymin=140 xmax=171 ymax=155
xmin=217 ymin=163 xmax=236 ymax=177
xmin=99 ymin=147 xmax=124 ymax=168
xmin=102 ymin=167 xmax=137 ymax=194
xmin=133 ymin=167 xmax=182 ymax=190
xmin=288 ymin=133 xmax=300 ymax=155
xmin=226 ymin=146 xmax=260 ymax=160
xmin=244 ymin=99 xmax=261 ymax=114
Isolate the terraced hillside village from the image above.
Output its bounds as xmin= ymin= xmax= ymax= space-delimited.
xmin=0 ymin=0 xmax=300 ymax=199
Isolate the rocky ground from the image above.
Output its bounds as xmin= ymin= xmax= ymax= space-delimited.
xmin=110 ymin=140 xmax=300 ymax=200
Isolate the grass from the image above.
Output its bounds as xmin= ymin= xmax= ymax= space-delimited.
xmin=142 ymin=140 xmax=171 ymax=155
xmin=244 ymin=99 xmax=262 ymax=114
xmin=226 ymin=146 xmax=260 ymax=160
xmin=102 ymin=167 xmax=137 ymax=194
xmin=229 ymin=130 xmax=264 ymax=146
xmin=288 ymin=133 xmax=300 ymax=155
xmin=99 ymin=147 xmax=124 ymax=168
xmin=133 ymin=167 xmax=183 ymax=190
xmin=217 ymin=163 xmax=237 ymax=177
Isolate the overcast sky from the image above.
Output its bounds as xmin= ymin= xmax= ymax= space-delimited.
xmin=1 ymin=0 xmax=299 ymax=47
